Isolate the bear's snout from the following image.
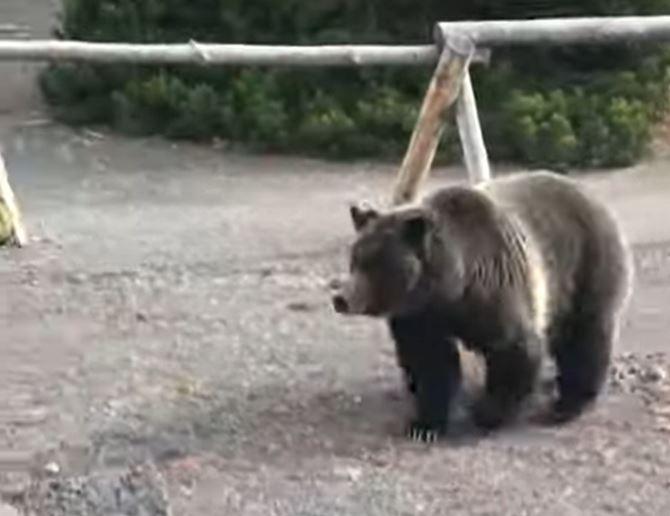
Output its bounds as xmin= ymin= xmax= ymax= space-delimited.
xmin=329 ymin=273 xmax=377 ymax=316
xmin=328 ymin=277 xmax=350 ymax=313
xmin=330 ymin=278 xmax=365 ymax=315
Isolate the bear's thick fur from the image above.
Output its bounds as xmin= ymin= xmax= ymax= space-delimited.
xmin=332 ymin=171 xmax=633 ymax=441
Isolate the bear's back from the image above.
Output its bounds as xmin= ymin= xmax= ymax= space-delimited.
xmin=479 ymin=171 xmax=631 ymax=321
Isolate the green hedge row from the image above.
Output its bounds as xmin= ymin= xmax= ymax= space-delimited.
xmin=40 ymin=0 xmax=670 ymax=169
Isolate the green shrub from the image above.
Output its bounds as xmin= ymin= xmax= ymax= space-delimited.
xmin=223 ymin=71 xmax=290 ymax=146
xmin=297 ymin=95 xmax=359 ymax=157
xmin=40 ymin=0 xmax=670 ymax=170
xmin=502 ymin=85 xmax=660 ymax=169
xmin=503 ymin=90 xmax=576 ymax=169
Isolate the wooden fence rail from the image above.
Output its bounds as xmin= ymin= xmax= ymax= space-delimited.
xmin=0 ymin=40 xmax=490 ymax=66
xmin=436 ymin=16 xmax=670 ymax=47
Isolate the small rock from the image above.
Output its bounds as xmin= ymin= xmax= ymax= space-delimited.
xmin=175 ymin=379 xmax=204 ymax=398
xmin=643 ymin=365 xmax=667 ymax=384
xmin=345 ymin=467 xmax=363 ymax=483
xmin=627 ymin=364 xmax=640 ymax=376
xmin=335 ymin=466 xmax=363 ymax=483
xmin=598 ymin=447 xmax=617 ymax=466
xmin=67 ymin=272 xmax=88 ymax=284
xmin=44 ymin=461 xmax=61 ymax=475
xmin=259 ymin=267 xmax=273 ymax=277
xmin=287 ymin=301 xmax=314 ymax=312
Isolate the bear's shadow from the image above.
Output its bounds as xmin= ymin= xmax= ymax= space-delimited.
xmin=89 ymin=376 xmax=557 ymax=471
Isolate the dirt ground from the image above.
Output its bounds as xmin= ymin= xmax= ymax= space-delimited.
xmin=2 ymin=2 xmax=670 ymax=515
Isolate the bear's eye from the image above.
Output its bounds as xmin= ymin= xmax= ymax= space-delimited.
xmin=352 ymin=253 xmax=374 ymax=273
xmin=351 ymin=241 xmax=379 ymax=272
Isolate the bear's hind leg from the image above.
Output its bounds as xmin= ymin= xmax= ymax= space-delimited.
xmin=550 ymin=313 xmax=614 ymax=423
xmin=389 ymin=317 xmax=462 ymax=442
xmin=473 ymin=334 xmax=542 ymax=430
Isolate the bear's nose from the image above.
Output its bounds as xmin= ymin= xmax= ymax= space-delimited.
xmin=332 ymin=294 xmax=349 ymax=314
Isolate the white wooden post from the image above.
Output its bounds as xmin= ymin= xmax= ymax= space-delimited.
xmin=0 ymin=152 xmax=27 ymax=247
xmin=456 ymin=68 xmax=491 ymax=184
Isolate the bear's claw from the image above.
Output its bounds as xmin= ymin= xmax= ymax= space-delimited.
xmin=405 ymin=422 xmax=444 ymax=443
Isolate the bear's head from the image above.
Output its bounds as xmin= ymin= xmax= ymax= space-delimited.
xmin=331 ymin=202 xmax=450 ymax=318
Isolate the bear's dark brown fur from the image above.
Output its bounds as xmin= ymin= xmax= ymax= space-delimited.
xmin=333 ymin=171 xmax=633 ymax=441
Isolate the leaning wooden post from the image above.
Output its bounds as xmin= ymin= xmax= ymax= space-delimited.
xmin=390 ymin=35 xmax=475 ymax=206
xmin=455 ymin=68 xmax=491 ymax=184
xmin=0 ymin=152 xmax=27 ymax=247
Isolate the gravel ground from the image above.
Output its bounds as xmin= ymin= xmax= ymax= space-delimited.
xmin=0 ymin=122 xmax=669 ymax=516
xmin=2 ymin=2 xmax=670 ymax=515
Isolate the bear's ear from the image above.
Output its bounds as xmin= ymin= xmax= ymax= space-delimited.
xmin=350 ymin=202 xmax=379 ymax=232
xmin=400 ymin=209 xmax=433 ymax=251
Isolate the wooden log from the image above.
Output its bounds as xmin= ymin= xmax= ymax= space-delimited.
xmin=391 ymin=36 xmax=475 ymax=206
xmin=0 ymin=40 xmax=490 ymax=66
xmin=0 ymin=152 xmax=27 ymax=247
xmin=456 ymin=69 xmax=491 ymax=184
xmin=435 ymin=16 xmax=670 ymax=47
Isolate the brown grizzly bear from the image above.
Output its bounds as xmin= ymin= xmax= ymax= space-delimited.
xmin=332 ymin=171 xmax=633 ymax=441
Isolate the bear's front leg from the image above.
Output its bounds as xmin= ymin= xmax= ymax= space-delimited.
xmin=408 ymin=350 xmax=462 ymax=442
xmin=473 ymin=333 xmax=542 ymax=431
xmin=389 ymin=316 xmax=462 ymax=443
